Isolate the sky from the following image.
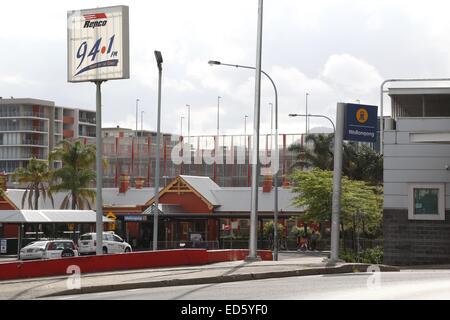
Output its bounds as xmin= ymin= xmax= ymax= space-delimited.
xmin=1 ymin=0 xmax=450 ymax=136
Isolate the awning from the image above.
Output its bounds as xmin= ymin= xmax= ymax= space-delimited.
xmin=0 ymin=210 xmax=113 ymax=223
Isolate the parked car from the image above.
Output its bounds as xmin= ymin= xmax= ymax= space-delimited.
xmin=19 ymin=240 xmax=78 ymax=261
xmin=78 ymin=232 xmax=132 ymax=255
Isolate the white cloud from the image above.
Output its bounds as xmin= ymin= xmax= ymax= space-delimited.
xmin=2 ymin=0 xmax=450 ymax=136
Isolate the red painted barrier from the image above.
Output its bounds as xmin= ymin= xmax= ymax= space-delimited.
xmin=0 ymin=249 xmax=273 ymax=281
xmin=207 ymin=250 xmax=273 ymax=264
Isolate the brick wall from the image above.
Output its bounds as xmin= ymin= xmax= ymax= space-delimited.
xmin=384 ymin=209 xmax=450 ymax=266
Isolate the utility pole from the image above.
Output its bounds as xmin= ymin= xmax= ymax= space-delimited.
xmin=305 ymin=93 xmax=309 ymax=134
xmin=153 ymin=51 xmax=163 ymax=251
xmin=141 ymin=111 xmax=144 ymax=137
xmin=329 ymin=103 xmax=345 ymax=264
xmin=95 ymin=81 xmax=104 ymax=255
xmin=135 ymin=99 xmax=140 ymax=136
xmin=246 ymin=0 xmax=264 ymax=261
xmin=217 ymin=96 xmax=221 ymax=137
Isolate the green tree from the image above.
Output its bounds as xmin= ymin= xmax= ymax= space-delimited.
xmin=289 ymin=134 xmax=383 ymax=185
xmin=13 ymin=157 xmax=54 ymax=209
xmin=288 ymin=134 xmax=334 ymax=170
xmin=290 ymin=168 xmax=382 ymax=236
xmin=263 ymin=221 xmax=285 ymax=250
xmin=50 ymin=140 xmax=96 ymax=210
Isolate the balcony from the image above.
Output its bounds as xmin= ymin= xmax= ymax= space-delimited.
xmin=0 ymin=111 xmax=46 ymax=118
xmin=0 ymin=139 xmax=47 ymax=147
xmin=0 ymin=126 xmax=47 ymax=133
xmin=63 ymin=116 xmax=74 ymax=125
xmin=79 ymin=117 xmax=96 ymax=125
xmin=63 ymin=130 xmax=74 ymax=138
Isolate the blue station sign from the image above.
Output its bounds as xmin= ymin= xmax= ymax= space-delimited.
xmin=344 ymin=103 xmax=378 ymax=143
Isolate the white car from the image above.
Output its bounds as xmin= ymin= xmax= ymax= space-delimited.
xmin=78 ymin=232 xmax=132 ymax=255
xmin=19 ymin=240 xmax=78 ymax=261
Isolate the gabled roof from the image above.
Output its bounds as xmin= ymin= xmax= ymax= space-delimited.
xmin=179 ymin=175 xmax=220 ymax=206
xmin=0 ymin=210 xmax=112 ymax=223
xmin=146 ymin=175 xmax=220 ymax=210
xmin=212 ymin=187 xmax=303 ymax=213
xmin=5 ymin=188 xmax=156 ymax=210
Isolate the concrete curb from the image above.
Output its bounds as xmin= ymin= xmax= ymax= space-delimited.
xmin=41 ymin=263 xmax=400 ymax=298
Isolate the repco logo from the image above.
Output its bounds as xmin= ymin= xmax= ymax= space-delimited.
xmin=83 ymin=13 xmax=107 ymax=29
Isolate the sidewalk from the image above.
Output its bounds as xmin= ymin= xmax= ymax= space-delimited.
xmin=0 ymin=252 xmax=399 ymax=300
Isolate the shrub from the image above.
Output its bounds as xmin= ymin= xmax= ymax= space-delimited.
xmin=339 ymin=246 xmax=383 ymax=264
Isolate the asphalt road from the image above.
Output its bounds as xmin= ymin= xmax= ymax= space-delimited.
xmin=47 ymin=270 xmax=450 ymax=300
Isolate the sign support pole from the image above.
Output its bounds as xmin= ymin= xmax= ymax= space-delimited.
xmin=329 ymin=103 xmax=345 ymax=264
xmin=95 ymin=80 xmax=104 ymax=255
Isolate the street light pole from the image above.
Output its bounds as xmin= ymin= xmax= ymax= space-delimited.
xmin=180 ymin=116 xmax=184 ymax=138
xmin=305 ymin=93 xmax=309 ymax=134
xmin=208 ymin=56 xmax=282 ymax=260
xmin=135 ymin=99 xmax=140 ymax=136
xmin=289 ymin=114 xmax=336 ymax=133
xmin=269 ymin=103 xmax=273 ymax=136
xmin=153 ymin=50 xmax=163 ymax=251
xmin=186 ymin=104 xmax=191 ymax=147
xmin=141 ymin=111 xmax=144 ymax=137
xmin=217 ymin=97 xmax=221 ymax=137
xmin=246 ymin=0 xmax=264 ymax=261
xmin=95 ymin=81 xmax=104 ymax=256
xmin=244 ymin=115 xmax=248 ymax=137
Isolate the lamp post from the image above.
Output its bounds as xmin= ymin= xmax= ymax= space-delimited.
xmin=180 ymin=116 xmax=184 ymax=138
xmin=209 ymin=57 xmax=279 ymax=260
xmin=289 ymin=114 xmax=336 ymax=133
xmin=217 ymin=97 xmax=221 ymax=137
xmin=141 ymin=111 xmax=144 ymax=137
xmin=153 ymin=50 xmax=163 ymax=251
xmin=305 ymin=93 xmax=309 ymax=134
xmin=208 ymin=35 xmax=281 ymax=262
xmin=135 ymin=99 xmax=140 ymax=136
xmin=244 ymin=115 xmax=248 ymax=138
xmin=186 ymin=104 xmax=191 ymax=147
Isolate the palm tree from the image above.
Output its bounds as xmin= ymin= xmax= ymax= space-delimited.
xmin=288 ymin=134 xmax=334 ymax=170
xmin=289 ymin=134 xmax=383 ymax=185
xmin=50 ymin=140 xmax=97 ymax=210
xmin=13 ymin=157 xmax=54 ymax=209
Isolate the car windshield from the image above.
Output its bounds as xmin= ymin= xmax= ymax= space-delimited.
xmin=80 ymin=234 xmax=93 ymax=241
xmin=47 ymin=242 xmax=74 ymax=250
xmin=25 ymin=241 xmax=47 ymax=248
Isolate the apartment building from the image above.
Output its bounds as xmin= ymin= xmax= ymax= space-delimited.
xmin=0 ymin=98 xmax=95 ymax=177
xmin=383 ymin=87 xmax=450 ymax=265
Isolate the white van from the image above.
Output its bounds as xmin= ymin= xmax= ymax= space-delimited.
xmin=78 ymin=232 xmax=132 ymax=255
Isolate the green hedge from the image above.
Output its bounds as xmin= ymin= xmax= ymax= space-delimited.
xmin=339 ymin=246 xmax=383 ymax=264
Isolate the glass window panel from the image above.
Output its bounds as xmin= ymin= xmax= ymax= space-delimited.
xmin=414 ymin=188 xmax=439 ymax=215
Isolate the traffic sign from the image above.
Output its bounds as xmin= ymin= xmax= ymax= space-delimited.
xmin=344 ymin=103 xmax=378 ymax=143
xmin=106 ymin=212 xmax=117 ymax=221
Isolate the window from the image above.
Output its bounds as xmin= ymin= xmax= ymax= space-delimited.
xmin=414 ymin=189 xmax=439 ymax=215
xmin=409 ymin=184 xmax=445 ymax=221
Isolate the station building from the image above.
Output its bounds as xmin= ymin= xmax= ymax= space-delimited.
xmin=384 ymin=87 xmax=450 ymax=265
xmin=0 ymin=174 xmax=307 ymax=252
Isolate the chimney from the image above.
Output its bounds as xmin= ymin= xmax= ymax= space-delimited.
xmin=119 ymin=174 xmax=130 ymax=194
xmin=135 ymin=176 xmax=145 ymax=190
xmin=0 ymin=173 xmax=7 ymax=192
xmin=262 ymin=175 xmax=273 ymax=193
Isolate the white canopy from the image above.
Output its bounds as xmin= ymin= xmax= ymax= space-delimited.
xmin=0 ymin=210 xmax=113 ymax=223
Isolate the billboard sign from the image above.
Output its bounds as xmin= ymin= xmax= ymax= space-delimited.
xmin=344 ymin=103 xmax=378 ymax=143
xmin=67 ymin=6 xmax=130 ymax=82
